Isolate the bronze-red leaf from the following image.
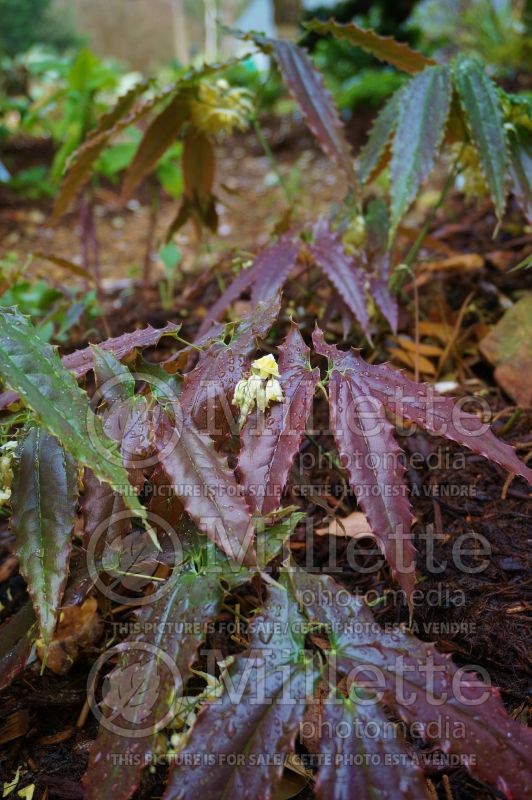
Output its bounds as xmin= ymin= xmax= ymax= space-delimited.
xmin=238 ymin=325 xmax=319 ymax=514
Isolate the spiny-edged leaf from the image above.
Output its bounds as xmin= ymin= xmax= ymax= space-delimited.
xmin=0 ymin=322 xmax=179 ymax=411
xmin=306 ymin=19 xmax=435 ymax=74
xmin=0 ymin=307 xmax=144 ymax=518
xmin=313 ymin=329 xmax=532 ymax=593
xmin=64 ymin=323 xmax=179 ymax=379
xmin=153 ymin=408 xmax=256 ymax=566
xmin=121 ymin=93 xmax=189 ymax=199
xmin=0 ymin=602 xmax=37 ymax=690
xmin=251 ymin=237 xmax=300 ymax=305
xmin=356 ymin=352 xmax=532 ymax=483
xmin=92 ymin=345 xmax=135 ymax=404
xmin=163 ymin=578 xmax=319 ymax=800
xmin=49 ymin=80 xmax=159 ymax=223
xmin=196 ymin=237 xmax=299 ymax=339
xmin=11 ymin=426 xmax=78 ymax=645
xmin=309 ymin=218 xmax=370 ymax=337
xmin=83 ymin=568 xmax=224 ymax=800
xmin=90 ymin=78 xmax=152 ymax=140
xmin=183 ymin=296 xmax=281 ymax=439
xmin=292 ymin=569 xmax=532 ymax=800
xmin=271 ymin=40 xmax=356 ymax=186
xmin=365 ymin=199 xmax=398 ymax=331
xmin=508 ymin=127 xmax=532 ymax=221
xmin=50 ymin=61 xmax=238 ymax=222
xmin=453 ymin=56 xmax=508 ymax=221
xmin=242 ymin=31 xmax=356 ymax=187
xmin=358 ymin=87 xmax=402 ymax=184
xmin=370 ymin=269 xmax=398 ymax=333
xmin=390 ymin=65 xmax=452 ymax=236
xmin=238 ymin=325 xmax=319 ymax=514
xmin=314 ymin=692 xmax=429 ymax=799
xmin=312 ymin=328 xmax=415 ymax=599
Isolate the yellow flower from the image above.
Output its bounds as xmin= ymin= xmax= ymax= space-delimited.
xmin=451 ymin=143 xmax=488 ymax=199
xmin=233 ymin=357 xmax=284 ymax=428
xmin=501 ymin=96 xmax=532 ymax=134
xmin=265 ymin=378 xmax=283 ymax=405
xmin=251 ymin=354 xmax=280 ymax=379
xmin=342 ymin=215 xmax=367 ymax=255
xmin=189 ymin=79 xmax=253 ymax=138
xmin=0 ymin=441 xmax=16 ymax=509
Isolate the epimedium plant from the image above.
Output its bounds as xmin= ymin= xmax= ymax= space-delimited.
xmin=196 ymin=212 xmax=398 ymax=339
xmin=0 ymin=296 xmax=531 ymax=798
xmin=48 ymin=60 xmax=254 ymax=233
xmin=188 ymin=23 xmax=531 ymax=355
xmin=42 ymin=58 xmax=254 ymax=291
xmin=304 ymin=19 xmax=532 ymax=232
xmin=44 ymin=22 xmax=531 ymax=313
xmin=1 ymin=17 xmax=532 ymax=800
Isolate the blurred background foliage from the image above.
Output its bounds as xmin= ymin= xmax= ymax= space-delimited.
xmin=0 ymin=0 xmax=530 ymax=204
xmin=0 ymin=0 xmax=529 ymax=346
xmin=0 ymin=0 xmax=78 ymax=57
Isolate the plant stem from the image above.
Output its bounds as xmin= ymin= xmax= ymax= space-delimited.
xmin=80 ymin=188 xmax=109 ymax=335
xmin=143 ymin=182 xmax=160 ymax=288
xmin=405 ymin=169 xmax=455 ymax=267
xmin=391 ymin=147 xmax=464 ymax=292
xmin=251 ymin=116 xmax=292 ymax=203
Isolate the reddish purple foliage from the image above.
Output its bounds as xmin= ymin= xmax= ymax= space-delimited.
xmin=313 ymin=327 xmax=532 ymax=600
xmin=238 ymin=325 xmax=319 ymax=514
xmin=308 ymin=218 xmax=371 ymax=338
xmin=183 ymin=296 xmax=281 ymax=440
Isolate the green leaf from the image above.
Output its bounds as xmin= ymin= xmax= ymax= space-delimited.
xmin=453 ymin=56 xmax=508 ymax=221
xmin=0 ymin=322 xmax=179 ymax=412
xmin=11 ymin=426 xmax=78 ymax=645
xmin=358 ymin=87 xmax=402 ymax=184
xmin=390 ymin=65 xmax=452 ymax=236
xmin=91 ymin=345 xmax=135 ymax=404
xmin=305 ymin=19 xmax=435 ymax=74
xmin=0 ymin=307 xmax=143 ymax=519
xmin=508 ymin=127 xmax=532 ymax=221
